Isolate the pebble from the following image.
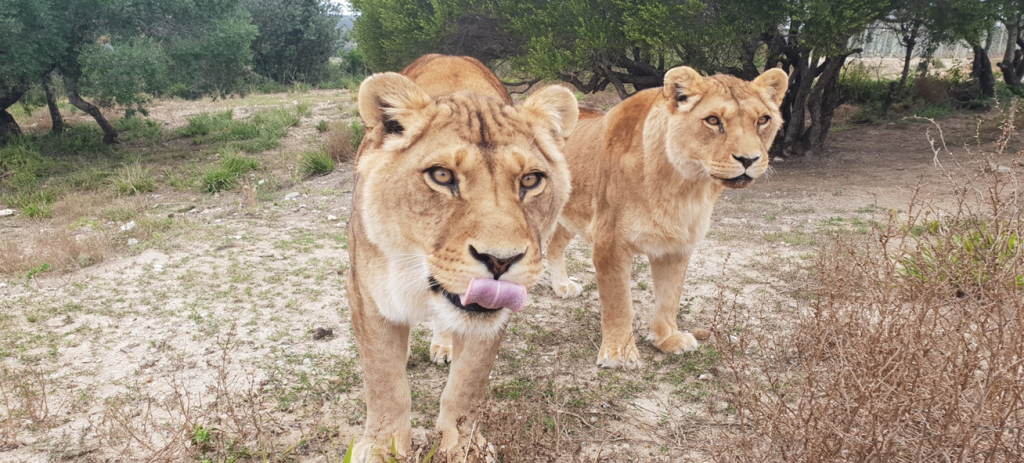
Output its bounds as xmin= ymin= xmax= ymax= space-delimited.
xmin=699 ymin=374 xmax=710 ymax=380
xmin=285 ymin=192 xmax=301 ymax=201
xmin=303 ymin=358 xmax=312 ymax=366
xmin=127 ymin=238 xmax=139 ymax=246
xmin=120 ymin=221 xmax=136 ymax=231
xmin=0 ymin=209 xmax=14 ymax=217
xmin=327 ymin=214 xmax=338 ymax=221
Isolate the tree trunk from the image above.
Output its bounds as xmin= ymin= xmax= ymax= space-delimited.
xmin=898 ymin=25 xmax=919 ymax=94
xmin=780 ymin=49 xmax=817 ymax=157
xmin=805 ymin=56 xmax=849 ymax=155
xmin=65 ymin=78 xmax=118 ymax=144
xmin=972 ymin=46 xmax=996 ymax=98
xmin=43 ymin=74 xmax=65 ymax=135
xmin=0 ymin=84 xmax=28 ymax=140
xmin=998 ymin=18 xmax=1021 ymax=86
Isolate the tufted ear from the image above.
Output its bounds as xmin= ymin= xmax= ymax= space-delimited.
xmin=357 ymin=72 xmax=433 ymax=141
xmin=663 ymin=66 xmax=705 ymax=108
xmin=753 ymin=68 xmax=789 ymax=107
xmin=520 ymin=86 xmax=579 ymax=142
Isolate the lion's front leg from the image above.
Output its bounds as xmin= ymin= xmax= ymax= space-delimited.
xmin=647 ymin=253 xmax=700 ymax=353
xmin=435 ymin=331 xmax=502 ymax=456
xmin=350 ymin=291 xmax=413 ymax=462
xmin=593 ymin=239 xmax=641 ymax=368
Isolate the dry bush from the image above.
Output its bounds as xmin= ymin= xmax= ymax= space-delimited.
xmin=712 ymin=106 xmax=1024 ymax=461
xmin=913 ymin=76 xmax=953 ymax=103
xmin=0 ymin=228 xmax=106 ymax=275
xmin=1 ymin=367 xmax=53 ymax=447
xmin=325 ymin=119 xmax=363 ymax=163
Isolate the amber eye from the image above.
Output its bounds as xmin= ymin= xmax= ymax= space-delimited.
xmin=521 ymin=173 xmax=542 ymax=189
xmin=758 ymin=115 xmax=771 ymax=125
xmin=429 ymin=167 xmax=455 ymax=185
xmin=705 ymin=116 xmax=720 ymax=126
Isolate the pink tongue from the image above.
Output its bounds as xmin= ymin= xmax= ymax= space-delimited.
xmin=459 ymin=278 xmax=528 ymax=312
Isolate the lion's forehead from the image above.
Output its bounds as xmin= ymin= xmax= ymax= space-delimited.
xmin=701 ymin=77 xmax=776 ymax=117
xmin=431 ymin=94 xmax=534 ymax=147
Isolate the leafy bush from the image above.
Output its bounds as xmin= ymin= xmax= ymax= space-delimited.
xmin=115 ymin=116 xmax=164 ymax=143
xmin=243 ymin=0 xmax=340 ymax=84
xmin=0 ymin=139 xmax=50 ymax=189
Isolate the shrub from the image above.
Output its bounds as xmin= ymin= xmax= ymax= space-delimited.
xmin=180 ymin=108 xmax=301 ymax=153
xmin=115 ymin=116 xmax=164 ymax=143
xmin=712 ymin=107 xmax=1024 ymax=461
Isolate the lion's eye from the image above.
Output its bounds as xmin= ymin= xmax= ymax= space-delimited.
xmin=758 ymin=115 xmax=770 ymax=125
xmin=705 ymin=116 xmax=720 ymax=126
xmin=429 ymin=167 xmax=455 ymax=185
xmin=521 ymin=173 xmax=542 ymax=189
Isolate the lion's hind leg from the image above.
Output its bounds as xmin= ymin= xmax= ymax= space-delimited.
xmin=547 ymin=224 xmax=583 ymax=298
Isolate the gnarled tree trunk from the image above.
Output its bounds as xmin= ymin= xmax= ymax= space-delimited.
xmin=0 ymin=83 xmax=28 ymax=140
xmin=65 ymin=77 xmax=117 ymax=144
xmin=43 ymin=73 xmax=65 ymax=135
xmin=972 ymin=46 xmax=996 ymax=98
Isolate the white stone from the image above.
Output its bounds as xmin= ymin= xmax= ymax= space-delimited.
xmin=327 ymin=214 xmax=338 ymax=221
xmin=0 ymin=209 xmax=15 ymax=217
xmin=285 ymin=192 xmax=301 ymax=201
xmin=127 ymin=238 xmax=139 ymax=246
xmin=120 ymin=221 xmax=136 ymax=231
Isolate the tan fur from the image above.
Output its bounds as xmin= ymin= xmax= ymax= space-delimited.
xmin=548 ymin=67 xmax=789 ymax=368
xmin=347 ymin=55 xmax=578 ymax=460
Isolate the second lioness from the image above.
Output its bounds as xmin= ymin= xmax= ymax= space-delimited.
xmin=548 ymin=66 xmax=788 ymax=368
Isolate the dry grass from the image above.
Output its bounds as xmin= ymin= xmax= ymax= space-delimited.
xmin=325 ymin=120 xmax=362 ymax=163
xmin=0 ymin=228 xmax=106 ymax=275
xmin=710 ymin=106 xmax=1024 ymax=461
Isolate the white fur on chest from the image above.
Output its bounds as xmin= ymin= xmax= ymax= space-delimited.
xmin=367 ymin=256 xmax=433 ymax=326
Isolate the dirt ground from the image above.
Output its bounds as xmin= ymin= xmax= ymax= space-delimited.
xmin=1 ymin=90 xmax=1021 ymax=462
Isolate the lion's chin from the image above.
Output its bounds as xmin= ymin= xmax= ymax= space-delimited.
xmin=718 ymin=174 xmax=755 ymax=189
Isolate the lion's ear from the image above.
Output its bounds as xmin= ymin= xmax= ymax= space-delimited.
xmin=521 ymin=86 xmax=579 ymax=142
xmin=663 ymin=66 xmax=705 ymax=109
xmin=357 ymin=72 xmax=433 ymax=141
xmin=753 ymin=68 xmax=789 ymax=107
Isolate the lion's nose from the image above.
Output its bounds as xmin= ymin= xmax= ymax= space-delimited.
xmin=469 ymin=245 xmax=526 ymax=279
xmin=733 ymin=154 xmax=759 ymax=168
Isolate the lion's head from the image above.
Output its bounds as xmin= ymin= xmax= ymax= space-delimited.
xmin=355 ymin=74 xmax=578 ymax=336
xmin=657 ymin=66 xmax=789 ymax=189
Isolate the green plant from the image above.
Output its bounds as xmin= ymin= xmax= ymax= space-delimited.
xmin=26 ymin=262 xmax=51 ymax=281
xmin=316 ymin=119 xmax=329 ymax=132
xmin=114 ymin=116 xmax=163 ymax=143
xmin=299 ymin=149 xmax=335 ymax=177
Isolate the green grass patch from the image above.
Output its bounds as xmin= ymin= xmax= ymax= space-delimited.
xmin=179 ymin=108 xmax=300 ymax=153
xmin=201 ymin=152 xmax=260 ymax=193
xmin=299 ymin=149 xmax=335 ymax=177
xmin=114 ymin=116 xmax=164 ymax=143
xmin=113 ymin=157 xmax=156 ymax=196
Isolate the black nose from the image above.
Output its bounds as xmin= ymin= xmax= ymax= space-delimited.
xmin=733 ymin=155 xmax=759 ymax=168
xmin=469 ymin=245 xmax=526 ymax=279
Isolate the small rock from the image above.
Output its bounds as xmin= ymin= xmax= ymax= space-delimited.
xmin=285 ymin=192 xmax=301 ymax=201
xmin=327 ymin=214 xmax=338 ymax=221
xmin=139 ymin=358 xmax=157 ymax=368
xmin=303 ymin=358 xmax=312 ymax=366
xmin=699 ymin=374 xmax=710 ymax=380
xmin=127 ymin=238 xmax=139 ymax=246
xmin=120 ymin=221 xmax=136 ymax=231
xmin=772 ymin=157 xmax=785 ymax=163
xmin=0 ymin=209 xmax=15 ymax=217
xmin=312 ymin=327 xmax=334 ymax=340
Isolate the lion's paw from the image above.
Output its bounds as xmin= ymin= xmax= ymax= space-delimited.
xmin=552 ymin=279 xmax=583 ymax=298
xmin=430 ymin=341 xmax=453 ymax=365
xmin=595 ymin=341 xmax=641 ymax=369
xmin=646 ymin=330 xmax=699 ymax=354
xmin=349 ymin=434 xmax=408 ymax=463
xmin=438 ymin=423 xmax=494 ymax=461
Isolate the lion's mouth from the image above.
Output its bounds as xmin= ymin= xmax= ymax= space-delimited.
xmin=428 ymin=276 xmax=501 ymax=313
xmin=718 ymin=174 xmax=754 ymax=189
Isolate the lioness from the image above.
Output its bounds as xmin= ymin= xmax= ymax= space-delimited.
xmin=548 ymin=66 xmax=788 ymax=368
xmin=347 ymin=54 xmax=578 ymax=460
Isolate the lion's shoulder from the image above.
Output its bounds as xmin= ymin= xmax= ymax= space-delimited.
xmin=401 ymin=54 xmax=511 ymax=104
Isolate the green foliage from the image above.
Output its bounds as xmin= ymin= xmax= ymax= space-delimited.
xmin=316 ymin=120 xmax=329 ymax=133
xmin=0 ymin=139 xmax=51 ymax=189
xmin=243 ymin=0 xmax=340 ymax=83
xmin=348 ymin=120 xmax=365 ymax=152
xmin=79 ymin=37 xmax=168 ymax=109
xmin=8 ymin=190 xmax=57 ymax=218
xmin=902 ymin=220 xmax=1023 ymax=289
xmin=299 ymin=149 xmax=335 ymax=177
xmin=26 ymin=262 xmax=51 ymax=281
xmin=201 ymin=152 xmax=260 ymax=193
